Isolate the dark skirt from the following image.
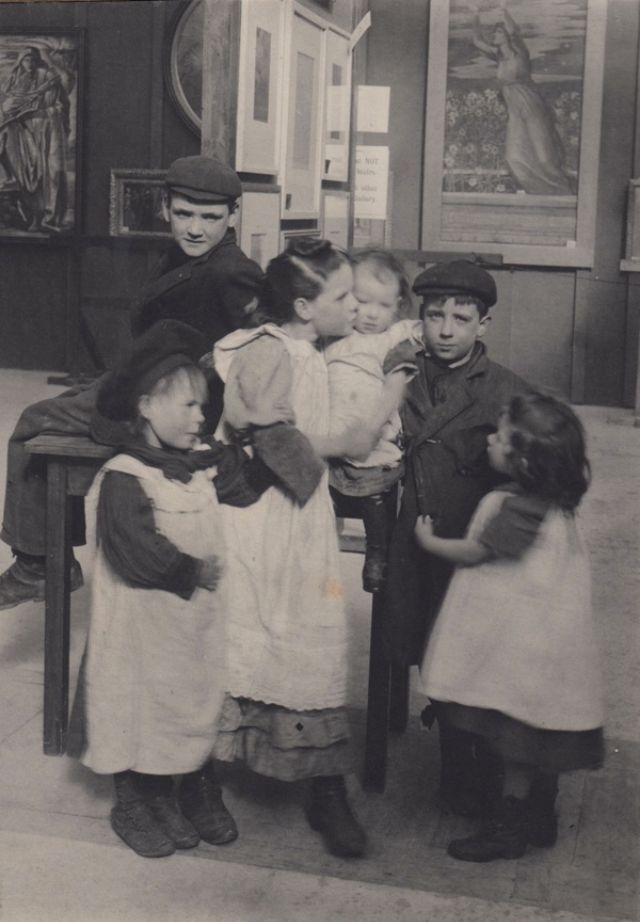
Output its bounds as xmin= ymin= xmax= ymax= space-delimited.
xmin=213 ymin=695 xmax=354 ymax=782
xmin=436 ymin=701 xmax=604 ymax=774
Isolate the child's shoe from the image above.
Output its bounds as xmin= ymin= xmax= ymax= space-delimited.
xmin=179 ymin=763 xmax=238 ymax=845
xmin=147 ymin=794 xmax=200 ymax=849
xmin=447 ymin=795 xmax=528 ymax=862
xmin=110 ymin=801 xmax=175 ymax=858
xmin=307 ymin=775 xmax=366 ymax=857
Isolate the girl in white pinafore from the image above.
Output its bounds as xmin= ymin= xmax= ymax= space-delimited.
xmin=73 ymin=321 xmax=264 ymax=859
xmin=415 ymin=392 xmax=604 ymax=864
xmin=212 ymin=238 xmax=399 ymax=859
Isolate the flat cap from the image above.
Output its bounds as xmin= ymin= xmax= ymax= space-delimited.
xmin=412 ymin=260 xmax=497 ymax=309
xmin=165 ymin=155 xmax=242 ymax=203
xmin=97 ymin=320 xmax=210 ymax=421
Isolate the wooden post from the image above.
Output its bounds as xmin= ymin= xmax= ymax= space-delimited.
xmin=201 ymin=0 xmax=241 ymax=164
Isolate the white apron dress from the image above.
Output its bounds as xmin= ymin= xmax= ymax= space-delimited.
xmin=214 ymin=325 xmax=349 ymax=711
xmin=420 ymin=489 xmax=604 ymax=732
xmin=80 ymin=454 xmax=227 ymax=775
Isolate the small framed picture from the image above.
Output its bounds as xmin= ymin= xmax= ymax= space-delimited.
xmin=236 ymin=0 xmax=286 ymax=175
xmin=238 ymin=183 xmax=281 ymax=269
xmin=109 ymin=169 xmax=170 ymax=239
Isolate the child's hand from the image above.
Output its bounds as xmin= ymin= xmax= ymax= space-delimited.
xmin=414 ymin=514 xmax=435 ymax=549
xmin=197 ymin=555 xmax=222 ymax=591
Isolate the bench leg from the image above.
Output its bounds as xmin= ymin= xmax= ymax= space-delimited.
xmin=43 ymin=461 xmax=70 ymax=756
xmin=363 ymin=593 xmax=391 ymax=793
xmin=389 ymin=662 xmax=410 ymax=734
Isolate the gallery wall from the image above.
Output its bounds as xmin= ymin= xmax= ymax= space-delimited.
xmin=0 ymin=0 xmax=198 ymax=372
xmin=367 ymin=0 xmax=639 ymax=407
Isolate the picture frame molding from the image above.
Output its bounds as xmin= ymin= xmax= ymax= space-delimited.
xmin=109 ymin=168 xmax=171 ymax=239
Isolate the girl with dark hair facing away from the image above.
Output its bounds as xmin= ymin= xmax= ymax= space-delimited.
xmin=416 ymin=392 xmax=604 ymax=862
xmin=211 ymin=238 xmax=410 ymax=858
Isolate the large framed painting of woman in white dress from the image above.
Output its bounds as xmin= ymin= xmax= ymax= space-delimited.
xmin=421 ymin=0 xmax=606 ymax=267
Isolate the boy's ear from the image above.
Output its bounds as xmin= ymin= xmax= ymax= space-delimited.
xmin=293 ymin=297 xmax=313 ymax=322
xmin=476 ymin=314 xmax=491 ymax=338
xmin=161 ymin=194 xmax=171 ymax=223
xmin=227 ymin=206 xmax=239 ymax=228
xmin=138 ymin=394 xmax=152 ymax=420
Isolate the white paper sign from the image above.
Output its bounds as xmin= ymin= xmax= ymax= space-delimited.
xmin=354 ymin=145 xmax=389 ymax=220
xmin=356 ymin=85 xmax=390 ymax=133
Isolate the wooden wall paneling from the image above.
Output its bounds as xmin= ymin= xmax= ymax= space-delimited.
xmin=201 ymin=0 xmax=240 ymax=164
xmin=0 ymin=246 xmax=68 ymax=370
xmin=365 ymin=0 xmax=427 ymax=250
xmin=508 ymin=270 xmax=575 ymax=397
xmin=577 ymin=0 xmax=637 ymax=405
xmin=482 ymin=269 xmax=514 ymax=372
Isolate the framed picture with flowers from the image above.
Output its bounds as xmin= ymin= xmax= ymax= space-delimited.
xmin=421 ymin=0 xmax=607 ymax=267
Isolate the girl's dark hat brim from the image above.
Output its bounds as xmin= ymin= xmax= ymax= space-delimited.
xmin=96 ymin=320 xmax=210 ymax=421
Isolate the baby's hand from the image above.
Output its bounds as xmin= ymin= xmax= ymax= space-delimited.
xmin=197 ymin=555 xmax=222 ymax=592
xmin=414 ymin=514 xmax=435 ymax=547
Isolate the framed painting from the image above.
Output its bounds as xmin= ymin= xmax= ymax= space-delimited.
xmin=236 ymin=0 xmax=286 ymax=175
xmin=280 ymin=225 xmax=320 ymax=252
xmin=323 ymin=28 xmax=352 ymax=181
xmin=0 ymin=30 xmax=83 ymax=237
xmin=164 ymin=0 xmax=204 ymax=136
xmin=280 ymin=5 xmax=326 ymax=219
xmin=422 ymin=0 xmax=606 ymax=267
xmin=109 ymin=169 xmax=171 ymax=239
xmin=238 ymin=183 xmax=281 ymax=268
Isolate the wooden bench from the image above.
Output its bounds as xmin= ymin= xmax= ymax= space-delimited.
xmin=26 ymin=434 xmax=408 ymax=791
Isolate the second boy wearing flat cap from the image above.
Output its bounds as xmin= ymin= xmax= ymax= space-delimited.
xmin=382 ymin=260 xmax=531 ymax=816
xmin=0 ymin=156 xmax=266 ymax=610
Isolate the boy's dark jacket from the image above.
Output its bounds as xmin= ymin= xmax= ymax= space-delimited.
xmin=383 ymin=342 xmax=529 ymax=666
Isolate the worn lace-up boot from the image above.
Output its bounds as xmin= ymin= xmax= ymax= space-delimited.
xmin=178 ymin=761 xmax=238 ymax=845
xmin=307 ymin=775 xmax=366 ymax=857
xmin=143 ymin=775 xmax=199 ymax=849
xmin=447 ymin=795 xmax=528 ymax=862
xmin=110 ymin=771 xmax=175 ymax=858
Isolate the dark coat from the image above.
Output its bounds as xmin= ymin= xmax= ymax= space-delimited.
xmin=383 ymin=344 xmax=530 ymax=666
xmin=130 ymin=228 xmax=264 ymax=343
xmin=130 ymin=228 xmax=264 ymax=429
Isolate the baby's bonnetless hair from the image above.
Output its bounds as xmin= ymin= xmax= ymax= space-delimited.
xmin=351 ymin=248 xmax=412 ymax=314
xmin=260 ymin=237 xmax=350 ymax=323
xmin=504 ymin=392 xmax=590 ymax=511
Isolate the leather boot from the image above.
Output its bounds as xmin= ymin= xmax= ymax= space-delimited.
xmin=447 ymin=795 xmax=528 ymax=862
xmin=307 ymin=775 xmax=366 ymax=858
xmin=111 ymin=771 xmax=175 ymax=858
xmin=526 ymin=772 xmax=558 ymax=847
xmin=142 ymin=775 xmax=199 ymax=849
xmin=178 ymin=762 xmax=238 ymax=845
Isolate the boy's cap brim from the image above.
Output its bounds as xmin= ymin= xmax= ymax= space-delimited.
xmin=412 ymin=260 xmax=497 ymax=308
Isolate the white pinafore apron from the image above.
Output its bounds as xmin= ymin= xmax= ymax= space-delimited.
xmin=81 ymin=454 xmax=227 ymax=774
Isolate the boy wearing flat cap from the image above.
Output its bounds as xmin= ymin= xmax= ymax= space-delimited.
xmin=383 ymin=259 xmax=530 ymax=818
xmin=0 ymin=156 xmax=264 ymax=610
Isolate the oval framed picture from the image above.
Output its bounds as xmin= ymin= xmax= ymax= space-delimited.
xmin=164 ymin=0 xmax=203 ymax=135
